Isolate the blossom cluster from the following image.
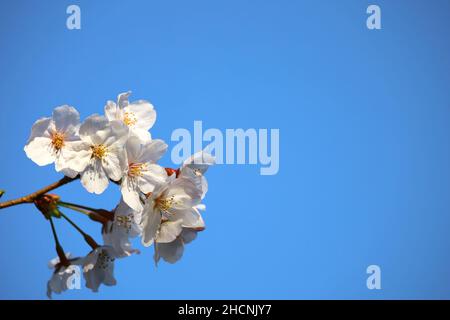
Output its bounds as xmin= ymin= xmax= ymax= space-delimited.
xmin=24 ymin=92 xmax=214 ymax=297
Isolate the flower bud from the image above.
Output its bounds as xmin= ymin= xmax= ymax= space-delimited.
xmin=34 ymin=194 xmax=61 ymax=219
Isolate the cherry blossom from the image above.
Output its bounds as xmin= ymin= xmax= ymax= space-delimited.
xmin=65 ymin=114 xmax=128 ymax=194
xmin=121 ymin=136 xmax=168 ymax=211
xmin=13 ymin=92 xmax=215 ymax=296
xmin=154 ymin=206 xmax=206 ymax=265
xmin=102 ymin=199 xmax=142 ymax=257
xmin=24 ymin=105 xmax=81 ymax=178
xmin=141 ymin=175 xmax=203 ymax=247
xmin=46 ymin=253 xmax=82 ymax=299
xmin=82 ymin=246 xmax=117 ymax=292
xmin=104 ymin=91 xmax=156 ymax=142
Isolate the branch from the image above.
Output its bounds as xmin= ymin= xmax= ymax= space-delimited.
xmin=0 ymin=176 xmax=78 ymax=210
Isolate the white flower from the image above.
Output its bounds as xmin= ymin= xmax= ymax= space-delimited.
xmin=82 ymin=246 xmax=117 ymax=292
xmin=154 ymin=206 xmax=206 ymax=265
xmin=65 ymin=114 xmax=128 ymax=194
xmin=105 ymin=91 xmax=156 ymax=142
xmin=103 ymin=199 xmax=142 ymax=258
xmin=120 ymin=136 xmax=168 ymax=211
xmin=24 ymin=105 xmax=81 ymax=178
xmin=141 ymin=175 xmax=203 ymax=247
xmin=179 ymin=151 xmax=215 ymax=199
xmin=46 ymin=253 xmax=82 ymax=299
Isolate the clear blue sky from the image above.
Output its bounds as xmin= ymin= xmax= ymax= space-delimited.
xmin=1 ymin=0 xmax=450 ymax=299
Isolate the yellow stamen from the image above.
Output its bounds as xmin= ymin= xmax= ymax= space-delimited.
xmin=155 ymin=195 xmax=176 ymax=213
xmin=123 ymin=111 xmax=137 ymax=127
xmin=128 ymin=163 xmax=147 ymax=177
xmin=51 ymin=132 xmax=65 ymax=151
xmin=91 ymin=144 xmax=108 ymax=159
xmin=116 ymin=214 xmax=133 ymax=232
xmin=97 ymin=250 xmax=115 ymax=270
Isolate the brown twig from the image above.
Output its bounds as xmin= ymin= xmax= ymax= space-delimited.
xmin=0 ymin=176 xmax=78 ymax=209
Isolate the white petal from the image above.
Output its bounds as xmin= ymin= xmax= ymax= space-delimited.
xmin=169 ymin=207 xmax=201 ymax=228
xmin=84 ymin=269 xmax=102 ymax=292
xmin=54 ymin=153 xmax=78 ymax=178
xmin=120 ymin=177 xmax=143 ymax=212
xmin=166 ymin=178 xmax=202 ymax=209
xmin=63 ymin=141 xmax=91 ymax=173
xmin=190 ymin=208 xmax=206 ymax=230
xmin=80 ymin=160 xmax=109 ymax=194
xmin=60 ymin=167 xmax=78 ymax=178
xmin=138 ymin=164 xmax=168 ymax=194
xmin=141 ymin=203 xmax=161 ymax=247
xmin=154 ymin=238 xmax=184 ymax=264
xmin=79 ymin=114 xmax=111 ymax=145
xmin=104 ymin=101 xmax=120 ymax=122
xmin=130 ymin=129 xmax=151 ymax=143
xmin=27 ymin=117 xmax=52 ymax=142
xmin=140 ymin=139 xmax=167 ymax=163
xmin=157 ymin=220 xmax=183 ymax=243
xmin=103 ymin=266 xmax=117 ymax=286
xmin=117 ymin=91 xmax=131 ymax=108
xmin=24 ymin=137 xmax=55 ymax=166
xmin=103 ymin=222 xmax=138 ymax=258
xmin=125 ymin=101 xmax=156 ymax=131
xmin=103 ymin=151 xmax=125 ymax=181
xmin=52 ymin=105 xmax=80 ymax=134
xmin=82 ymin=249 xmax=100 ymax=272
xmin=107 ymin=121 xmax=129 ymax=145
xmin=179 ymin=167 xmax=208 ymax=198
xmin=114 ymin=198 xmax=142 ymax=234
xmin=195 ymin=204 xmax=206 ymax=211
xmin=125 ymin=136 xmax=143 ymax=163
xmin=47 ymin=265 xmax=78 ymax=298
xmin=181 ymin=228 xmax=199 ymax=244
xmin=182 ymin=151 xmax=215 ymax=174
xmin=115 ymin=197 xmax=141 ymax=218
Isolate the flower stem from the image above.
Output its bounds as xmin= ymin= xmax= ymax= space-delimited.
xmin=58 ymin=202 xmax=92 ymax=216
xmin=0 ymin=176 xmax=78 ymax=209
xmin=58 ymin=201 xmax=113 ymax=225
xmin=60 ymin=211 xmax=99 ymax=250
xmin=48 ymin=217 xmax=69 ymax=267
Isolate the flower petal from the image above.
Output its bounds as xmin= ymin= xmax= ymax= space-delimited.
xmin=117 ymin=91 xmax=131 ymax=108
xmin=130 ymin=129 xmax=151 ymax=143
xmin=63 ymin=140 xmax=91 ymax=173
xmin=126 ymin=100 xmax=156 ymax=131
xmin=140 ymin=139 xmax=167 ymax=163
xmin=157 ymin=220 xmax=183 ymax=244
xmin=166 ymin=178 xmax=202 ymax=209
xmin=181 ymin=228 xmax=199 ymax=244
xmin=125 ymin=135 xmax=143 ymax=164
xmin=141 ymin=203 xmax=161 ymax=247
xmin=169 ymin=207 xmax=201 ymax=228
xmin=26 ymin=117 xmax=53 ymax=142
xmin=103 ymin=151 xmax=125 ymax=181
xmin=105 ymin=101 xmax=120 ymax=122
xmin=138 ymin=164 xmax=168 ymax=194
xmin=80 ymin=160 xmax=109 ymax=194
xmin=24 ymin=137 xmax=55 ymax=166
xmin=79 ymin=114 xmax=111 ymax=145
xmin=54 ymin=152 xmax=78 ymax=178
xmin=182 ymin=151 xmax=215 ymax=174
xmin=53 ymin=105 xmax=80 ymax=134
xmin=154 ymin=238 xmax=184 ymax=265
xmin=120 ymin=177 xmax=144 ymax=212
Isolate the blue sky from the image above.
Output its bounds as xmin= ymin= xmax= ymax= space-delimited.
xmin=1 ymin=0 xmax=450 ymax=299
